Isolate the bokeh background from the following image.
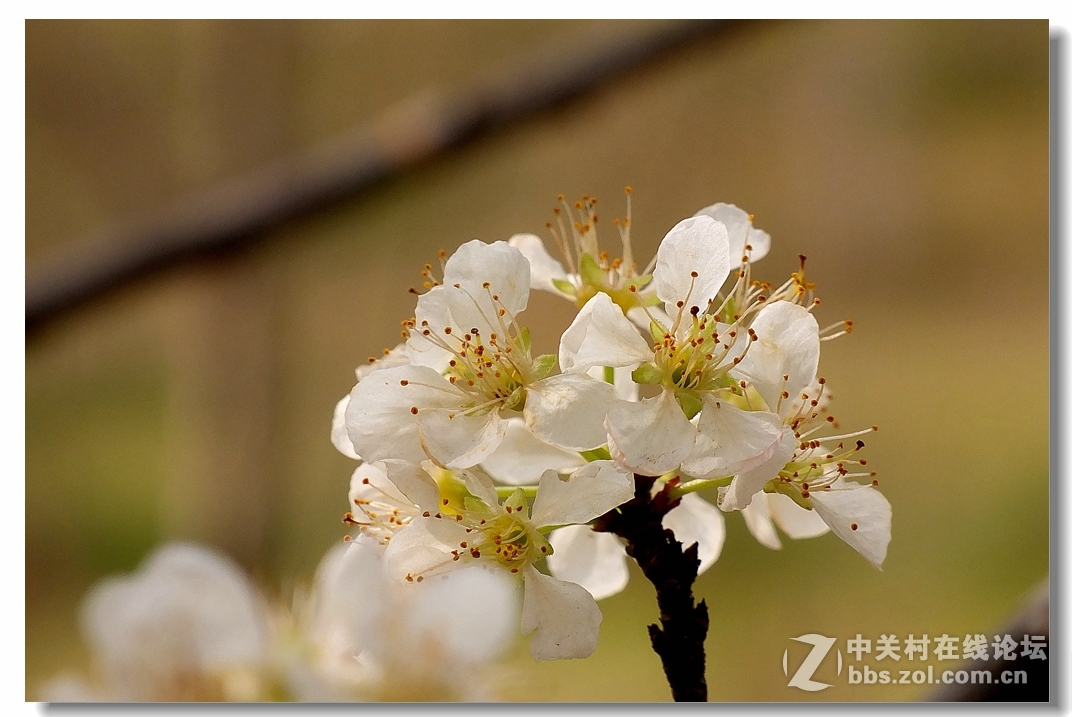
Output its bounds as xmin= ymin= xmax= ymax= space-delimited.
xmin=25 ymin=19 xmax=1049 ymax=701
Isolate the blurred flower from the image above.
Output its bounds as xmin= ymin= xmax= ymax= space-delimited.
xmin=283 ymin=536 xmax=519 ymax=702
xmin=44 ymin=536 xmax=523 ymax=703
xmin=345 ymin=239 xmax=616 ymax=470
xmin=42 ymin=543 xmax=272 ymax=702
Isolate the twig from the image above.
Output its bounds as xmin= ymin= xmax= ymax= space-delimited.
xmin=26 ymin=20 xmax=740 ymax=335
xmin=593 ymin=474 xmax=709 ymax=702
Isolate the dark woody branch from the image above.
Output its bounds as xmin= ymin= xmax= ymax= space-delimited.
xmin=593 ymin=474 xmax=709 ymax=702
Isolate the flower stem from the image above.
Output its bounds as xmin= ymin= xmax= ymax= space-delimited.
xmin=592 ymin=474 xmax=709 ymax=702
xmin=670 ymin=475 xmax=732 ymax=500
xmin=494 ymin=485 xmax=538 ymax=499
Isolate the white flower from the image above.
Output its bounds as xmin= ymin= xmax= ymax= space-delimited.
xmin=344 ymin=461 xmax=426 ymax=545
xmin=660 ymin=492 xmax=727 ymax=574
xmin=381 ymin=460 xmax=634 ymax=660
xmin=681 ymin=295 xmax=892 ymax=568
xmin=559 ymin=215 xmax=788 ymax=478
xmin=732 ymin=473 xmax=891 ymax=569
xmin=345 ymin=240 xmax=616 ymax=470
xmin=717 ymin=375 xmax=891 ymax=568
xmin=508 ymin=191 xmax=657 ymax=313
xmin=509 ymin=194 xmax=771 ymax=314
xmin=46 ymin=543 xmax=272 ymax=702
xmin=331 ymin=395 xmax=361 ymax=460
xmin=806 ymin=478 xmax=891 ymax=568
xmin=286 ymin=536 xmax=519 ymax=702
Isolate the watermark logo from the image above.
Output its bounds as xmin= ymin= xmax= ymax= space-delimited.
xmin=783 ymin=634 xmax=843 ymax=691
xmin=782 ymin=632 xmax=1045 ymax=690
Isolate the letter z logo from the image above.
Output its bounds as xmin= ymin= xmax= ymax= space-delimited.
xmin=783 ymin=634 xmax=842 ymax=691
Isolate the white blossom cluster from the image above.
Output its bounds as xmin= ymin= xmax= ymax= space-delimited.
xmin=332 ymin=194 xmax=893 ymax=662
xmin=41 ymin=195 xmax=892 ymax=702
xmin=42 ymin=541 xmax=519 ymax=702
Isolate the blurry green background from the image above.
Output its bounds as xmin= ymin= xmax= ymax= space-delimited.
xmin=25 ymin=20 xmax=1049 ymax=701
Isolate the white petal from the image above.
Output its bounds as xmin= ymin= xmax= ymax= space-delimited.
xmin=530 ymin=461 xmax=634 ymax=528
xmin=382 ymin=516 xmax=470 ymax=581
xmin=546 ymin=526 xmax=629 ymax=600
xmin=407 ymin=564 xmax=521 ymax=664
xmin=525 ymin=373 xmax=616 ymax=452
xmin=740 ymin=494 xmax=783 ymax=550
xmin=406 ymin=286 xmax=458 ymax=369
xmin=346 ymin=364 xmax=460 ymax=464
xmin=717 ymin=426 xmax=797 ymax=511
xmin=681 ymin=397 xmax=783 ymax=479
xmin=481 ymin=417 xmax=585 ymax=486
xmin=353 ymin=342 xmax=411 ymax=382
xmin=308 ymin=538 xmax=386 ymax=659
xmin=331 ymin=394 xmax=360 ymax=460
xmin=662 ymin=494 xmax=725 ymax=574
xmin=810 ymin=482 xmax=892 ymax=569
xmin=508 ymin=233 xmax=570 ymax=297
xmin=408 ymin=284 xmax=495 ymax=369
xmin=587 ymin=365 xmax=640 ymax=403
xmin=378 ymin=459 xmax=441 ymax=511
xmin=768 ymin=492 xmax=830 ymax=540
xmin=443 ymin=239 xmax=530 ymax=317
xmin=732 ymin=301 xmax=819 ymax=413
xmin=521 ymin=566 xmax=602 ymax=660
xmin=605 ymin=391 xmax=696 ymax=476
xmin=457 ymin=465 xmax=502 ymax=509
xmin=653 ymin=215 xmax=731 ymax=313
xmin=692 ymin=202 xmax=771 ymax=266
xmin=559 ymin=292 xmax=653 ymax=374
xmin=418 ymin=407 xmax=508 ymax=469
xmin=349 ymin=461 xmax=414 ymax=510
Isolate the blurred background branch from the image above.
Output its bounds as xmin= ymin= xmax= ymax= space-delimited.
xmin=25 ymin=19 xmax=738 ymax=335
xmin=926 ymin=579 xmax=1050 ymax=702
